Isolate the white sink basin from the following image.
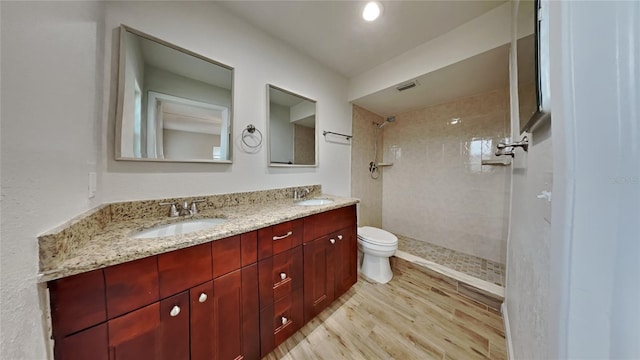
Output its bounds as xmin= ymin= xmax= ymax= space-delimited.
xmin=295 ymin=198 xmax=334 ymax=206
xmin=132 ymin=218 xmax=226 ymax=239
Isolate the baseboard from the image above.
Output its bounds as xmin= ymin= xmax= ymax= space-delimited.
xmin=501 ymin=302 xmax=515 ymax=360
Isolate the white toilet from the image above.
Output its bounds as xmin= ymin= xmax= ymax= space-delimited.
xmin=357 ymin=226 xmax=398 ymax=284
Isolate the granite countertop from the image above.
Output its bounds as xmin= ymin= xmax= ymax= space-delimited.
xmin=38 ymin=194 xmax=358 ymax=282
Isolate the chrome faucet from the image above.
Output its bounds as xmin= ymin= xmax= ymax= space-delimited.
xmin=160 ymin=199 xmax=206 ymax=217
xmin=293 ymin=188 xmax=311 ymax=200
xmin=179 ymin=201 xmax=191 ymax=216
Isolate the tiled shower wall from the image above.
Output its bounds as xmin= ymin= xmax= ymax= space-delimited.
xmin=350 ymin=105 xmax=383 ymax=228
xmin=381 ymin=89 xmax=511 ymax=263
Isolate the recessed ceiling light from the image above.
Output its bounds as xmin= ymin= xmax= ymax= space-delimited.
xmin=362 ymin=1 xmax=383 ymax=22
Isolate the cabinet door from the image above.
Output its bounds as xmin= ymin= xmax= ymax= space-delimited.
xmin=334 ymin=226 xmax=358 ymax=297
xmin=190 ymin=281 xmax=215 ymax=360
xmin=241 ymin=264 xmax=260 ymax=360
xmin=108 ymin=292 xmax=189 ymax=360
xmin=303 ymin=235 xmax=336 ymax=322
xmin=49 ymin=269 xmax=106 ymax=338
xmin=55 ymin=323 xmax=108 ymax=360
xmin=213 ymin=269 xmax=243 ymax=360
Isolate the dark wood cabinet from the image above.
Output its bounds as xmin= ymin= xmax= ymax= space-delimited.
xmin=54 ymin=323 xmax=108 ymax=360
xmin=302 ymin=206 xmax=357 ymax=323
xmin=303 ymin=234 xmax=336 ymax=321
xmin=104 ymin=256 xmax=159 ymax=319
xmin=107 ymin=292 xmax=189 ymax=360
xmin=190 ymin=281 xmax=215 ymax=360
xmin=334 ymin=225 xmax=358 ymax=298
xmin=158 ymin=242 xmax=212 ymax=298
xmin=48 ymin=205 xmax=356 ymax=360
xmin=49 ymin=269 xmax=106 ymax=339
xmin=258 ymin=230 xmax=304 ymax=357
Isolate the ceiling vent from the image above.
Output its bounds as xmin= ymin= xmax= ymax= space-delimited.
xmin=396 ymin=80 xmax=419 ymax=92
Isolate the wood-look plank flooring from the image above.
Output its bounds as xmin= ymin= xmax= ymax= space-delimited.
xmin=264 ymin=258 xmax=507 ymax=360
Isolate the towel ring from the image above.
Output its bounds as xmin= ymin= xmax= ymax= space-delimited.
xmin=241 ymin=124 xmax=263 ymax=149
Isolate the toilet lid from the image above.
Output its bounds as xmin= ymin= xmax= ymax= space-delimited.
xmin=357 ymin=226 xmax=398 ymax=245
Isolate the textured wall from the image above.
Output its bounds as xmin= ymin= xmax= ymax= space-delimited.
xmin=505 ymin=122 xmax=553 ymax=359
xmin=381 ymin=89 xmax=511 ymax=263
xmin=350 ymin=106 xmax=383 ymax=228
xmin=1 ymin=2 xmax=105 ymax=359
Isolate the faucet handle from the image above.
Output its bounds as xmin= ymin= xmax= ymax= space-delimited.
xmin=159 ymin=202 xmax=179 ymax=217
xmin=189 ymin=199 xmax=206 ymax=215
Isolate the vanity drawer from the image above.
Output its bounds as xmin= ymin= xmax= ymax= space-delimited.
xmin=258 ymin=219 xmax=303 ymax=260
xmin=49 ymin=269 xmax=106 ymax=338
xmin=104 ymin=256 xmax=159 ymax=319
xmin=258 ymin=246 xmax=302 ymax=307
xmin=158 ymin=243 xmax=212 ymax=298
xmin=259 ymin=287 xmax=303 ymax=356
xmin=272 ymin=246 xmax=303 ymax=299
xmin=303 ymin=205 xmax=356 ymax=242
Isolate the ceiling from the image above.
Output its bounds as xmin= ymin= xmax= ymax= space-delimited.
xmin=218 ymin=1 xmax=511 ymax=116
xmin=218 ymin=1 xmax=506 ymax=78
xmin=353 ymin=43 xmax=512 ymax=117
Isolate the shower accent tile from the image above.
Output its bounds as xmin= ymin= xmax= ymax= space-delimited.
xmin=397 ymin=234 xmax=505 ymax=286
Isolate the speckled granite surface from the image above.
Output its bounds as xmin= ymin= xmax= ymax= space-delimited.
xmin=39 ymin=185 xmax=357 ymax=282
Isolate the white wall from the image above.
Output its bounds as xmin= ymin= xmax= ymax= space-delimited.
xmin=103 ymin=2 xmax=351 ymax=202
xmin=0 ymin=2 xmax=105 ymax=358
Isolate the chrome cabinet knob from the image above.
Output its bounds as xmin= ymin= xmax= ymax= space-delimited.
xmin=281 ymin=316 xmax=288 ymax=325
xmin=330 ymin=239 xmax=336 ymax=244
xmin=280 ymin=273 xmax=287 ymax=280
xmin=199 ymin=293 xmax=208 ymax=303
xmin=338 ymin=235 xmax=343 ymax=240
xmin=170 ymin=306 xmax=181 ymax=317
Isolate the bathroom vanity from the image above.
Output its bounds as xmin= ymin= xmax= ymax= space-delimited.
xmin=40 ymin=186 xmax=358 ymax=360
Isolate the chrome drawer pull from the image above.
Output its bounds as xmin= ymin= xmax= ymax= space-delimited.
xmin=280 ymin=273 xmax=287 ymax=280
xmin=272 ymin=231 xmax=293 ymax=241
xmin=330 ymin=239 xmax=336 ymax=244
xmin=170 ymin=306 xmax=181 ymax=317
xmin=281 ymin=316 xmax=288 ymax=325
xmin=338 ymin=235 xmax=343 ymax=240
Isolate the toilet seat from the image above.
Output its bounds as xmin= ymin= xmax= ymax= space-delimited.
xmin=357 ymin=226 xmax=398 ymax=246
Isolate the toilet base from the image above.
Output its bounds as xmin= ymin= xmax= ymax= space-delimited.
xmin=360 ymin=253 xmax=393 ymax=284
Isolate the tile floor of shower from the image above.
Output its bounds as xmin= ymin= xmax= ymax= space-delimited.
xmin=396 ymin=234 xmax=506 ymax=286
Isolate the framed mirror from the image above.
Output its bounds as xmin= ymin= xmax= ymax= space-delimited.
xmin=267 ymin=85 xmax=317 ymax=167
xmin=115 ymin=25 xmax=233 ymax=163
xmin=517 ymin=0 xmax=551 ymax=134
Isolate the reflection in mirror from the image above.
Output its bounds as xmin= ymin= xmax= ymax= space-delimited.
xmin=517 ymin=0 xmax=550 ymax=134
xmin=115 ymin=25 xmax=233 ymax=163
xmin=517 ymin=33 xmax=536 ymax=128
xmin=267 ymin=85 xmax=317 ymax=167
